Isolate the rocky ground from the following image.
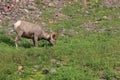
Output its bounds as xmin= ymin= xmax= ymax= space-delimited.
xmin=0 ymin=0 xmax=41 ymax=25
xmin=0 ymin=0 xmax=77 ymax=26
xmin=0 ymin=0 xmax=120 ymax=26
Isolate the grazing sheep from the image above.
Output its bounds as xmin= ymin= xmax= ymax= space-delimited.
xmin=14 ymin=20 xmax=58 ymax=47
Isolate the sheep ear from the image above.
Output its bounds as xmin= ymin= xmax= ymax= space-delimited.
xmin=51 ymin=32 xmax=58 ymax=40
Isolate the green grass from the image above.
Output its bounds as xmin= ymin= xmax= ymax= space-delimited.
xmin=1 ymin=1 xmax=120 ymax=80
xmin=35 ymin=0 xmax=41 ymax=4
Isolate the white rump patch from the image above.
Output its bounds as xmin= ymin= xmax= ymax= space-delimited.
xmin=14 ymin=20 xmax=21 ymax=29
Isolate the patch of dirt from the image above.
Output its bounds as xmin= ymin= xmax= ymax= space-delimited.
xmin=77 ymin=21 xmax=106 ymax=33
xmin=102 ymin=0 xmax=120 ymax=8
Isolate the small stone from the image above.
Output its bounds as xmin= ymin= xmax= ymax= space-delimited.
xmin=50 ymin=58 xmax=57 ymax=63
xmin=56 ymin=61 xmax=62 ymax=67
xmin=28 ymin=6 xmax=36 ymax=10
xmin=103 ymin=16 xmax=108 ymax=19
xmin=18 ymin=65 xmax=23 ymax=71
xmin=48 ymin=3 xmax=55 ymax=7
xmin=50 ymin=68 xmax=56 ymax=73
xmin=56 ymin=13 xmax=65 ymax=17
xmin=34 ymin=65 xmax=39 ymax=71
xmin=24 ymin=9 xmax=29 ymax=13
xmin=18 ymin=65 xmax=23 ymax=75
xmin=83 ymin=1 xmax=89 ymax=7
xmin=68 ymin=1 xmax=72 ymax=4
xmin=16 ymin=0 xmax=20 ymax=2
xmin=41 ymin=22 xmax=46 ymax=27
xmin=42 ymin=69 xmax=49 ymax=74
xmin=0 ymin=18 xmax=2 ymax=22
xmin=35 ymin=10 xmax=42 ymax=14
xmin=3 ymin=6 xmax=9 ymax=12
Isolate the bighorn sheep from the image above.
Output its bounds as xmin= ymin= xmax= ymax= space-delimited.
xmin=14 ymin=20 xmax=58 ymax=47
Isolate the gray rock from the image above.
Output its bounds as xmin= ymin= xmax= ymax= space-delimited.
xmin=50 ymin=68 xmax=56 ymax=73
xmin=24 ymin=9 xmax=29 ymax=13
xmin=35 ymin=10 xmax=42 ymax=14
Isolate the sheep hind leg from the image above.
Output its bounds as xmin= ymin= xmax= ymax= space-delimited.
xmin=15 ymin=31 xmax=23 ymax=48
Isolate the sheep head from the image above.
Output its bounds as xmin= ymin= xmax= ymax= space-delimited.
xmin=49 ymin=32 xmax=58 ymax=46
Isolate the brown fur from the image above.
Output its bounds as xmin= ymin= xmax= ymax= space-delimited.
xmin=14 ymin=20 xmax=58 ymax=47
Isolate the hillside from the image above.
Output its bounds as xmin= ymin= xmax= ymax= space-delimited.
xmin=0 ymin=0 xmax=120 ymax=80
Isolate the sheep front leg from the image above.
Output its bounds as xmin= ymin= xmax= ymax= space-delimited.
xmin=33 ymin=35 xmax=38 ymax=47
xmin=15 ymin=36 xmax=21 ymax=48
xmin=15 ymin=31 xmax=23 ymax=48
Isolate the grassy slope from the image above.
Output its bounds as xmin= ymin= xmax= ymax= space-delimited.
xmin=1 ymin=1 xmax=120 ymax=80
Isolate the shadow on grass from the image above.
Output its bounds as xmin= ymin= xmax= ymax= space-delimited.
xmin=0 ymin=36 xmax=32 ymax=48
xmin=0 ymin=36 xmax=15 ymax=47
xmin=20 ymin=43 xmax=33 ymax=48
xmin=17 ymin=40 xmax=50 ymax=48
xmin=0 ymin=36 xmax=51 ymax=48
xmin=21 ymin=42 xmax=51 ymax=48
